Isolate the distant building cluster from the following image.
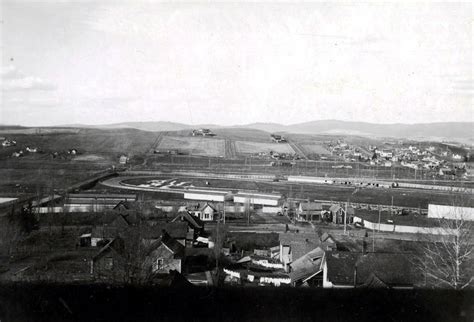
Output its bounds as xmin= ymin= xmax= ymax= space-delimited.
xmin=192 ymin=128 xmax=216 ymax=137
xmin=271 ymin=134 xmax=287 ymax=143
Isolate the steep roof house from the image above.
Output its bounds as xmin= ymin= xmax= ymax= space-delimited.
xmin=289 ymin=247 xmax=325 ymax=287
xmin=296 ymin=202 xmax=323 ymax=222
xmin=140 ymin=221 xmax=188 ymax=246
xmin=278 ymin=232 xmax=321 ymax=271
xmin=188 ymin=202 xmax=217 ymax=221
xmin=144 ymin=231 xmax=186 ymax=274
xmin=323 ymin=251 xmax=420 ymax=289
xmin=329 ymin=205 xmax=354 ymax=225
xmin=91 ymin=238 xmax=128 ymax=282
xmin=91 ymin=214 xmax=133 ymax=247
xmin=172 ymin=211 xmax=205 ymax=245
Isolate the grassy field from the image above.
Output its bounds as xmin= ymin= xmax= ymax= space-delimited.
xmin=0 ymin=158 xmax=110 ymax=195
xmin=0 ymin=128 xmax=158 ymax=159
xmin=157 ymin=136 xmax=225 ymax=157
xmin=212 ymin=128 xmax=273 ymax=143
xmin=300 ymin=144 xmax=331 ymax=155
xmin=235 ymin=141 xmax=295 ymax=154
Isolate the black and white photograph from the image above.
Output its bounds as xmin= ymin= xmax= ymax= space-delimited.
xmin=0 ymin=1 xmax=473 ymax=321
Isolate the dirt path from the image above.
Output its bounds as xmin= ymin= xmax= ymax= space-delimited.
xmin=224 ymin=139 xmax=236 ymax=159
xmin=147 ymin=131 xmax=167 ymax=154
xmin=286 ymin=138 xmax=309 ymax=160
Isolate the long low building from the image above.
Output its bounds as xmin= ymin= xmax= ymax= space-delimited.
xmin=288 ymin=176 xmax=330 ymax=184
xmin=64 ymin=193 xmax=137 ymax=212
xmin=67 ymin=193 xmax=137 ymax=200
xmin=233 ymin=192 xmax=282 ymax=206
xmin=183 ymin=189 xmax=231 ymax=202
xmin=427 ymin=204 xmax=474 ymax=221
xmin=288 ymin=176 xmax=392 ymax=188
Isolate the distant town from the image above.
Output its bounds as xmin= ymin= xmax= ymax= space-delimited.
xmin=0 ymin=124 xmax=472 ymax=295
xmin=1 ymin=1 xmax=472 ymax=319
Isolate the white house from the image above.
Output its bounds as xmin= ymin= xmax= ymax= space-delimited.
xmin=189 ymin=202 xmax=217 ymax=221
xmin=2 ymin=139 xmax=16 ymax=147
xmin=119 ymin=155 xmax=129 ymax=164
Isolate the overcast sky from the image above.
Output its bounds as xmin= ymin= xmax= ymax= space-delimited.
xmin=0 ymin=1 xmax=472 ymax=126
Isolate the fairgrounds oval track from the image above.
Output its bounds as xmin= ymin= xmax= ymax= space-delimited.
xmin=99 ymin=173 xmax=474 ymax=209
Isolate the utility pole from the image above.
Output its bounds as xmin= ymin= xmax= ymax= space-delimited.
xmin=223 ymin=200 xmax=226 ymax=224
xmin=378 ymin=206 xmax=381 ymax=232
xmin=344 ymin=200 xmax=348 ymax=235
xmin=391 ymin=196 xmax=394 ymax=215
xmin=245 ymin=198 xmax=250 ymax=226
xmin=372 ymin=227 xmax=375 ymax=252
xmin=216 ymin=212 xmax=219 ymax=273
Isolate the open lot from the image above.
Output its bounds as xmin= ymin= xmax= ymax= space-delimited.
xmin=300 ymin=144 xmax=331 ymax=155
xmin=354 ymin=209 xmax=442 ymax=227
xmin=157 ymin=136 xmax=225 ymax=157
xmin=0 ymin=159 xmax=110 ymax=195
xmin=235 ymin=141 xmax=294 ymax=155
xmin=0 ymin=128 xmax=158 ymax=159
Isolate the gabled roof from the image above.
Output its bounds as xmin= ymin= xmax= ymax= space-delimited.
xmin=289 ymin=247 xmax=325 ymax=283
xmin=113 ymin=200 xmax=136 ymax=211
xmin=320 ymin=233 xmax=335 ymax=244
xmin=91 ymin=226 xmax=119 ymax=238
xmin=146 ymin=231 xmax=185 ymax=259
xmin=111 ymin=214 xmax=132 ymax=228
xmin=93 ymin=237 xmax=125 ymax=261
xmin=300 ymin=202 xmax=322 ymax=211
xmin=360 ymin=273 xmax=389 ymax=288
xmin=325 ymin=251 xmax=359 ymax=286
xmin=199 ymin=202 xmax=216 ymax=212
xmin=279 ymin=232 xmax=321 ymax=261
xmin=355 ymin=253 xmax=418 ymax=287
xmin=141 ymin=222 xmax=188 ymax=240
xmin=172 ymin=211 xmax=204 ymax=230
xmin=326 ymin=251 xmax=419 ymax=287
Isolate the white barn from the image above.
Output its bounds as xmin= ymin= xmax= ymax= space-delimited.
xmin=233 ymin=192 xmax=281 ymax=206
xmin=183 ymin=189 xmax=230 ymax=202
xmin=428 ymin=204 xmax=474 ymax=221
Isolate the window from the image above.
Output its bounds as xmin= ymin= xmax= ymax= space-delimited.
xmin=154 ymin=258 xmax=164 ymax=271
xmin=105 ymin=257 xmax=114 ymax=270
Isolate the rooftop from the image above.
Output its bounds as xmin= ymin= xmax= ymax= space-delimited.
xmin=326 ymin=251 xmax=420 ymax=287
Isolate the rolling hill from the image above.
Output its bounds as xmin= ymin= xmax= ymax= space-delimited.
xmin=51 ymin=120 xmax=473 ymax=141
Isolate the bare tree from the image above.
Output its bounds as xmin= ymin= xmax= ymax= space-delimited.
xmin=0 ymin=206 xmax=21 ymax=256
xmin=211 ymin=218 xmax=228 ymax=278
xmin=415 ymin=194 xmax=473 ymax=289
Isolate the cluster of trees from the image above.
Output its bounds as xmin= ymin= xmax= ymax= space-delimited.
xmin=414 ymin=193 xmax=473 ymax=290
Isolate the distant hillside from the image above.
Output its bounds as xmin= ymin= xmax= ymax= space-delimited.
xmin=272 ymin=120 xmax=474 ymax=140
xmin=58 ymin=120 xmax=473 ymax=141
xmin=61 ymin=121 xmax=194 ymax=132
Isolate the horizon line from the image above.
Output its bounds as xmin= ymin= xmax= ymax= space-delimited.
xmin=1 ymin=119 xmax=473 ymax=128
